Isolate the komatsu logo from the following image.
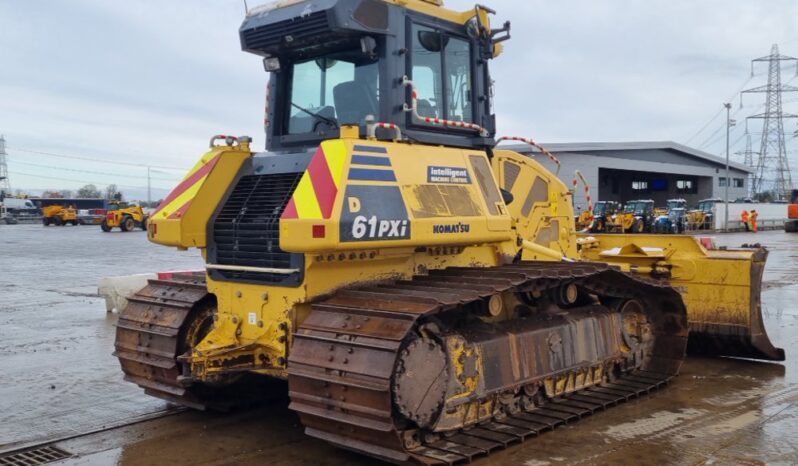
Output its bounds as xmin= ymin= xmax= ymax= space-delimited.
xmin=433 ymin=223 xmax=471 ymax=234
xmin=427 ymin=166 xmax=471 ymax=184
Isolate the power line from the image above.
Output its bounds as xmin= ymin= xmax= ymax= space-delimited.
xmin=6 ymin=157 xmax=181 ymax=181
xmin=8 ymin=170 xmax=170 ymax=191
xmin=697 ymin=123 xmax=727 ymax=149
xmin=6 ymin=146 xmax=186 ymax=171
xmin=696 ymin=101 xmax=752 ymax=149
xmin=696 ymin=90 xmax=794 ymax=151
xmin=691 ymin=71 xmax=798 ymax=152
xmin=684 ymin=107 xmax=725 ymax=146
xmin=684 ymin=74 xmax=755 ymax=145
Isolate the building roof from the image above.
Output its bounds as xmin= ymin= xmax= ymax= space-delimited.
xmin=511 ymin=141 xmax=755 ymax=174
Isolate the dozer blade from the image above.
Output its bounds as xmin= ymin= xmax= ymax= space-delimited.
xmin=579 ymin=234 xmax=784 ymax=362
xmin=686 ymin=247 xmax=784 ymax=361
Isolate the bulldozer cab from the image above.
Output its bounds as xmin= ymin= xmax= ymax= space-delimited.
xmin=790 ymin=189 xmax=798 ymax=204
xmin=240 ymin=0 xmax=507 ymax=152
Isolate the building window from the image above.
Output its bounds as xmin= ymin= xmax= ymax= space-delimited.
xmin=676 ymin=179 xmax=696 ymax=194
xmin=632 ymin=181 xmax=648 ymax=191
xmin=719 ymin=177 xmax=744 ymax=188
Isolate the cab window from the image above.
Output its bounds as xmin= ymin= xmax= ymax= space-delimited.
xmin=445 ymin=36 xmax=472 ymax=123
xmin=288 ymin=51 xmax=379 ymax=134
xmin=411 ymin=24 xmax=473 ymax=123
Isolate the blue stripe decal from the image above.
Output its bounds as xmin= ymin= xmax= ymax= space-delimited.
xmin=352 ymin=155 xmax=392 ymax=167
xmin=348 ymin=168 xmax=397 ymax=182
xmin=353 ymin=145 xmax=388 ymax=154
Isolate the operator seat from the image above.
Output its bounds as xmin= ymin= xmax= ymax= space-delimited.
xmin=333 ymin=81 xmax=378 ymax=125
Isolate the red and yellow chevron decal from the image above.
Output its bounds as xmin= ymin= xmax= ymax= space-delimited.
xmin=153 ymin=153 xmax=222 ymax=220
xmin=282 ymin=140 xmax=346 ymax=220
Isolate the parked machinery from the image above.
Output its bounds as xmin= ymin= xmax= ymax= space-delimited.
xmin=78 ymin=209 xmax=106 ymax=225
xmin=653 ymin=199 xmax=687 ymax=234
xmin=114 ymin=1 xmax=782 ymax=463
xmin=574 ymin=208 xmax=593 ymax=231
xmin=589 ymin=200 xmax=621 ymax=233
xmin=101 ymin=202 xmax=148 ymax=232
xmin=786 ymin=190 xmax=798 ymax=232
xmin=687 ymin=198 xmax=721 ymax=230
xmin=42 ymin=205 xmax=80 ymax=226
xmin=607 ymin=200 xmax=655 ymax=233
xmin=0 ymin=204 xmax=16 ymax=224
xmin=1 ymin=197 xmax=39 ymax=216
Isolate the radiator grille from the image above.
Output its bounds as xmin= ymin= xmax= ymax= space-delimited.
xmin=242 ymin=11 xmax=330 ymax=51
xmin=212 ymin=172 xmax=303 ymax=283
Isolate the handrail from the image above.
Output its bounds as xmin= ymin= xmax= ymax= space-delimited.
xmin=495 ymin=136 xmax=561 ymax=175
xmin=365 ymin=115 xmax=402 ymax=141
xmin=572 ymin=169 xmax=593 ymax=219
xmin=402 ymin=76 xmax=490 ymax=137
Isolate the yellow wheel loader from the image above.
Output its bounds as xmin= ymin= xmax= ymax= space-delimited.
xmin=114 ymin=1 xmax=782 ymax=463
xmin=589 ymin=200 xmax=621 ymax=233
xmin=606 ymin=200 xmax=655 ymax=233
xmin=42 ymin=205 xmax=80 ymax=226
xmin=101 ymin=202 xmax=148 ymax=232
xmin=687 ymin=198 xmax=720 ymax=230
xmin=574 ymin=209 xmax=593 ymax=231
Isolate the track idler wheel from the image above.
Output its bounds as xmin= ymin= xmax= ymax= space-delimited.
xmin=393 ymin=336 xmax=449 ymax=428
xmin=619 ymin=299 xmax=653 ymax=353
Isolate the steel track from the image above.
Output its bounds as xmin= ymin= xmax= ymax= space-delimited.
xmin=288 ymin=261 xmax=687 ymax=465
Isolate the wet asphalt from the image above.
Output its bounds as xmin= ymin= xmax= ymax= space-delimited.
xmin=0 ymin=224 xmax=796 ymax=465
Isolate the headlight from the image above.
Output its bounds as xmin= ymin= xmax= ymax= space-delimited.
xmin=263 ymin=57 xmax=281 ymax=72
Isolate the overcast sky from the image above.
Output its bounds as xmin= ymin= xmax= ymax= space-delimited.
xmin=1 ymin=0 xmax=797 ymax=199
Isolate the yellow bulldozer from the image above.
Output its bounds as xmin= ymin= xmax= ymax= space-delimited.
xmin=41 ymin=204 xmax=80 ymax=226
xmin=101 ymin=202 xmax=148 ymax=232
xmin=114 ymin=1 xmax=782 ymax=463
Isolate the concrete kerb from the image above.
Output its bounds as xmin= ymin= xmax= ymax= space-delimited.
xmin=98 ymin=270 xmax=205 ymax=312
xmin=98 ymin=273 xmax=156 ymax=313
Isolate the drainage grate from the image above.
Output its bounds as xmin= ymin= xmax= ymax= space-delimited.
xmin=0 ymin=446 xmax=72 ymax=466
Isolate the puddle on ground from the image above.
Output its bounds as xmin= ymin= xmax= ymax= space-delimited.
xmin=602 ymin=408 xmax=707 ymax=441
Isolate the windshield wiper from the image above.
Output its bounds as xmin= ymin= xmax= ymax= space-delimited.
xmin=291 ymin=103 xmax=339 ymax=129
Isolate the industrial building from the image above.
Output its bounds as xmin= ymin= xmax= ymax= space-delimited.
xmin=514 ymin=141 xmax=753 ymax=211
